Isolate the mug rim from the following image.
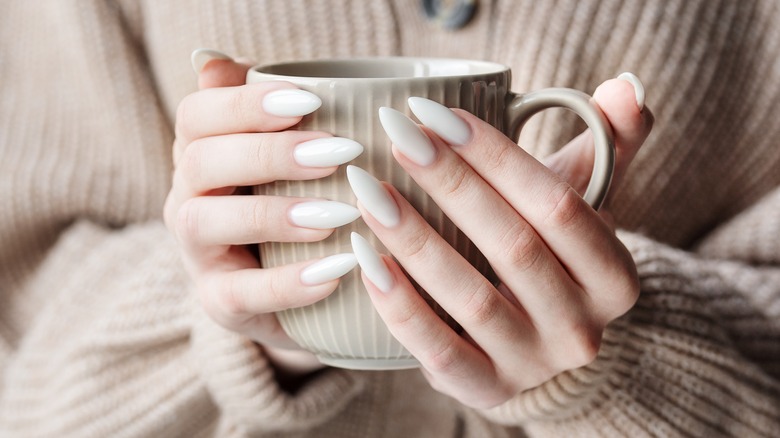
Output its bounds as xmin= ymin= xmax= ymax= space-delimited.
xmin=249 ymin=56 xmax=511 ymax=82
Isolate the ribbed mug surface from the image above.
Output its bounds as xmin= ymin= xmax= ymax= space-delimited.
xmin=248 ymin=58 xmax=509 ymax=370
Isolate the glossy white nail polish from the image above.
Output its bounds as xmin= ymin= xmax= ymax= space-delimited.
xmin=617 ymin=72 xmax=645 ymax=111
xmin=351 ymin=232 xmax=394 ymax=293
xmin=289 ymin=201 xmax=361 ymax=229
xmin=300 ymin=253 xmax=358 ymax=286
xmin=346 ymin=165 xmax=400 ymax=228
xmin=378 ymin=107 xmax=437 ymax=166
xmin=294 ymin=137 xmax=365 ymax=167
xmin=263 ymin=89 xmax=322 ymax=117
xmin=408 ymin=97 xmax=471 ymax=146
xmin=190 ymin=48 xmax=232 ymax=74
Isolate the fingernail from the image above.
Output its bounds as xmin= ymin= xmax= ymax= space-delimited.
xmin=289 ymin=200 xmax=361 ymax=229
xmin=378 ymin=107 xmax=437 ymax=166
xmin=294 ymin=137 xmax=364 ymax=167
xmin=300 ymin=253 xmax=358 ymax=286
xmin=346 ymin=165 xmax=400 ymax=228
xmin=408 ymin=97 xmax=471 ymax=146
xmin=617 ymin=72 xmax=645 ymax=112
xmin=351 ymin=232 xmax=394 ymax=293
xmin=190 ymin=48 xmax=232 ymax=74
xmin=263 ymin=89 xmax=322 ymax=117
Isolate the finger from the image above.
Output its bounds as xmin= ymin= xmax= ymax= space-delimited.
xmin=354 ymin=120 xmax=588 ymax=330
xmin=400 ymin=102 xmax=638 ymax=320
xmin=199 ymin=256 xmax=355 ymax=332
xmin=175 ymin=131 xmax=362 ymax=196
xmin=175 ymin=195 xmax=360 ymax=247
xmin=351 ymin=174 xmax=606 ymax=381
xmin=197 ymin=54 xmax=254 ymax=90
xmin=543 ymin=77 xmax=654 ymax=195
xmin=174 ymin=51 xmax=255 ymax=163
xmin=350 ymin=238 xmax=508 ymax=409
xmin=347 ymin=169 xmax=558 ymax=368
xmin=174 ymin=81 xmax=321 ymax=147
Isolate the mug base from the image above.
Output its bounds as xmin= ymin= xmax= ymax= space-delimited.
xmin=318 ymin=356 xmax=421 ymax=371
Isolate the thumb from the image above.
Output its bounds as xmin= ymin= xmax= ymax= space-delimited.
xmin=190 ymin=48 xmax=254 ymax=89
xmin=543 ymin=75 xmax=653 ymax=203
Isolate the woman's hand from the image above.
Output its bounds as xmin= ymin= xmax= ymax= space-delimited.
xmin=163 ymin=52 xmax=363 ymax=376
xmin=348 ymin=76 xmax=653 ymax=409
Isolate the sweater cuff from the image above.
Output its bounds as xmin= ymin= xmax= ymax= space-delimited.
xmin=477 ymin=231 xmax=780 ymax=436
xmin=189 ymin=307 xmax=367 ymax=434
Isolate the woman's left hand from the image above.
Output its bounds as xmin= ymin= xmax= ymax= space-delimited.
xmin=349 ymin=76 xmax=654 ymax=409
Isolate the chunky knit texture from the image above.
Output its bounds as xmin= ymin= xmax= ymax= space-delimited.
xmin=1 ymin=0 xmax=779 ymax=436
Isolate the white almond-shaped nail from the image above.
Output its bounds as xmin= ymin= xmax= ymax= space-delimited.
xmin=346 ymin=165 xmax=400 ymax=228
xmin=351 ymin=232 xmax=394 ymax=293
xmin=294 ymin=137 xmax=365 ymax=167
xmin=378 ymin=107 xmax=437 ymax=166
xmin=300 ymin=253 xmax=358 ymax=286
xmin=190 ymin=48 xmax=232 ymax=74
xmin=263 ymin=89 xmax=322 ymax=117
xmin=289 ymin=201 xmax=361 ymax=229
xmin=617 ymin=72 xmax=645 ymax=111
xmin=408 ymin=97 xmax=471 ymax=146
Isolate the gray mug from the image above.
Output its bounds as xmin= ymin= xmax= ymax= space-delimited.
xmin=247 ymin=57 xmax=614 ymax=370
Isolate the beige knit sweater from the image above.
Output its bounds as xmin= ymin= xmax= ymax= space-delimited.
xmin=1 ymin=0 xmax=779 ymax=436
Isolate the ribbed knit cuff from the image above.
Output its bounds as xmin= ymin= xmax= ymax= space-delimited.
xmin=189 ymin=308 xmax=367 ymax=434
xmin=477 ymin=231 xmax=780 ymax=436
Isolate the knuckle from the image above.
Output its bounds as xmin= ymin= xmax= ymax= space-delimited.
xmin=398 ymin=226 xmax=434 ymax=261
xmin=163 ymin=193 xmax=177 ymax=232
xmin=421 ymin=342 xmax=460 ymax=375
xmin=561 ymin=323 xmax=602 ymax=369
xmin=611 ymin=261 xmax=641 ymax=317
xmin=249 ymin=132 xmax=302 ymax=182
xmin=263 ymin=269 xmax=294 ymax=311
xmin=200 ymin=290 xmax=226 ymax=326
xmin=482 ymin=142 xmax=514 ymax=176
xmin=599 ymin=247 xmax=641 ymax=320
xmin=175 ymin=198 xmax=202 ymax=243
xmin=214 ymin=273 xmax=248 ymax=318
xmin=243 ymin=197 xmax=270 ymax=236
xmin=503 ymin=222 xmax=545 ymax=272
xmin=383 ymin=296 xmax=424 ymax=330
xmin=460 ymin=283 xmax=502 ymax=327
xmin=177 ymin=140 xmax=205 ymax=190
xmin=175 ymin=94 xmax=196 ymax=141
xmin=473 ymin=383 xmax=515 ymax=410
xmin=228 ymin=87 xmax=262 ymax=124
xmin=250 ymin=134 xmax=274 ymax=175
xmin=439 ymin=164 xmax=472 ymax=198
xmin=422 ymin=373 xmax=446 ymax=393
xmin=542 ymin=183 xmax=585 ymax=230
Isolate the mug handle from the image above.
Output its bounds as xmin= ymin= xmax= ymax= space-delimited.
xmin=504 ymin=88 xmax=615 ymax=210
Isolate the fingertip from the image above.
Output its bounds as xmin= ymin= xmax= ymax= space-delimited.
xmin=616 ymin=72 xmax=645 ymax=111
xmin=593 ymin=78 xmax=640 ymax=116
xmin=191 ymin=48 xmax=232 ymax=74
xmin=593 ymin=78 xmax=652 ymax=146
xmin=197 ymin=57 xmax=253 ymax=89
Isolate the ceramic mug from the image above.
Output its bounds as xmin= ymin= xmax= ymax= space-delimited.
xmin=247 ymin=57 xmax=614 ymax=370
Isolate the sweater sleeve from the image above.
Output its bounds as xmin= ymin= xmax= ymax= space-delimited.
xmin=0 ymin=221 xmax=367 ymax=437
xmin=476 ymin=190 xmax=780 ymax=436
xmin=189 ymin=302 xmax=368 ymax=435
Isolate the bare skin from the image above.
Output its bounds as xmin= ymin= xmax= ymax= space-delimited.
xmin=164 ymin=58 xmax=654 ymax=405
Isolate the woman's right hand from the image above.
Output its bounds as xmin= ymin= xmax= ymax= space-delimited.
xmin=163 ymin=51 xmax=363 ymax=376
